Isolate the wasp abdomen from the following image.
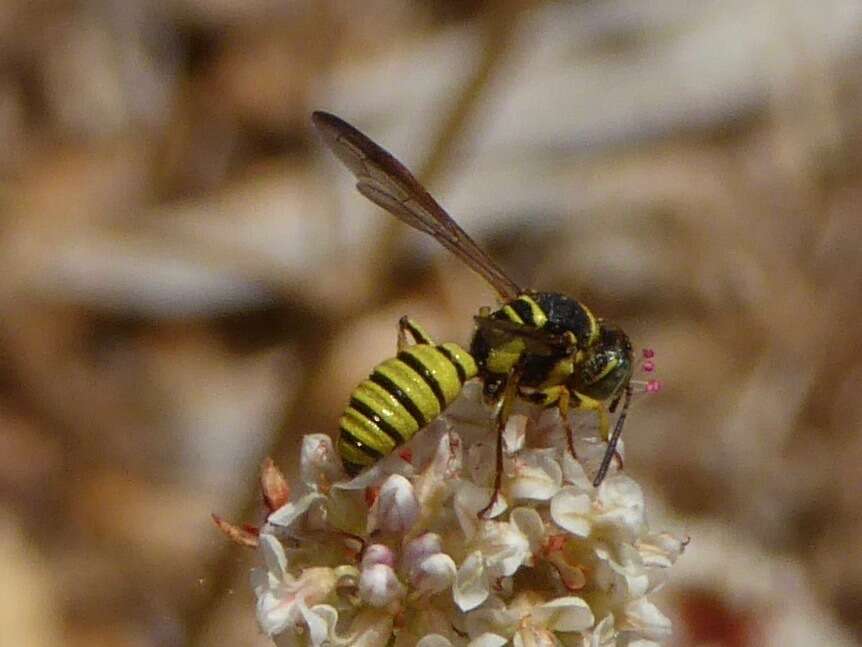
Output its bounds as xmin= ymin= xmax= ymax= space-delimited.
xmin=338 ymin=342 xmax=477 ymax=476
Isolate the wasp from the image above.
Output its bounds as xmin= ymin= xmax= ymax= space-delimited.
xmin=312 ymin=111 xmax=655 ymax=502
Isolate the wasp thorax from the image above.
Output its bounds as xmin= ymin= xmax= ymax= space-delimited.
xmin=576 ymin=324 xmax=634 ymax=400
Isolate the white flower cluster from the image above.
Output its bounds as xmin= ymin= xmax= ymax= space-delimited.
xmin=246 ymin=383 xmax=684 ymax=646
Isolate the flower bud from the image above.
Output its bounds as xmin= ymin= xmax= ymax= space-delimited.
xmin=402 ymin=533 xmax=443 ymax=573
xmin=358 ymin=563 xmax=406 ymax=608
xmin=410 ymin=552 xmax=456 ymax=595
xmin=362 ymin=543 xmax=395 ymax=569
xmin=368 ymin=474 xmax=419 ymax=534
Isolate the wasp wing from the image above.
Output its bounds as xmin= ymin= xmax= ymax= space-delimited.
xmin=312 ymin=111 xmax=521 ymax=301
xmin=474 ymin=315 xmax=575 ymax=357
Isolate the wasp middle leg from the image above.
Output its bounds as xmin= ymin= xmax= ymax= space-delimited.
xmin=478 ymin=367 xmax=523 ymax=518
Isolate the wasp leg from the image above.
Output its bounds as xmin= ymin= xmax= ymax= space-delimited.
xmin=557 ymin=389 xmax=578 ymax=462
xmin=397 ymin=316 xmax=434 ymax=351
xmin=522 ymin=385 xmax=578 ymax=462
xmin=573 ymin=392 xmax=623 ymax=474
xmin=478 ymin=369 xmax=521 ymax=518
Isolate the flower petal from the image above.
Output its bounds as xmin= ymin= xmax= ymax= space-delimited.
xmin=266 ymin=492 xmax=325 ymax=530
xmin=620 ymin=597 xmax=672 ymax=640
xmin=594 ymin=475 xmax=646 ymax=541
xmin=508 ymin=450 xmax=563 ymax=501
xmin=455 ymin=551 xmax=489 ymax=611
xmin=550 ymin=487 xmax=592 ymax=537
xmin=468 ymin=633 xmax=508 ymax=647
xmin=532 ymin=596 xmax=595 ymax=632
xmin=509 ymin=507 xmax=546 ymax=560
xmin=416 ymin=636 xmax=453 ymax=647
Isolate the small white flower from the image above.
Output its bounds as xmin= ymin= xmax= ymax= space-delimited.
xmin=368 ymin=474 xmax=419 ymax=534
xmin=252 ymin=534 xmax=337 ymax=637
xmin=507 ymin=449 xmax=563 ymax=502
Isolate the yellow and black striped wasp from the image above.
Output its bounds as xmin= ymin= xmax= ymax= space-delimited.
xmin=312 ymin=111 xmax=655 ymax=504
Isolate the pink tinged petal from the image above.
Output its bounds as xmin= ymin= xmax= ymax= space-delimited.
xmin=455 ymin=551 xmax=490 ymax=611
xmin=300 ymin=434 xmax=343 ymax=488
xmin=620 ymin=597 xmax=672 ymax=640
xmin=362 ymin=544 xmax=396 ymax=569
xmin=550 ymin=487 xmax=593 ymax=537
xmin=509 ymin=507 xmax=546 ymax=561
xmin=359 ymin=563 xmax=406 ymax=608
xmin=368 ymin=474 xmax=419 ymax=534
xmin=532 ymin=596 xmax=595 ymax=632
xmin=416 ymin=635 xmax=454 ymax=647
xmin=266 ymin=492 xmax=325 ymax=530
xmin=508 ymin=450 xmax=563 ymax=501
xmin=468 ymin=634 xmax=508 ymax=647
xmin=259 ymin=457 xmax=291 ymax=512
xmin=411 ymin=553 xmax=457 ymax=595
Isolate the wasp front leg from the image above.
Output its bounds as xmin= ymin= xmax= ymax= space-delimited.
xmin=521 ymin=385 xmax=579 ymax=463
xmin=572 ymin=392 xmax=624 ymax=475
xmin=397 ymin=315 xmax=434 ymax=352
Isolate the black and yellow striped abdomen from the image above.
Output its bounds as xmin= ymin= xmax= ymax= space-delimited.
xmin=338 ymin=342 xmax=477 ymax=475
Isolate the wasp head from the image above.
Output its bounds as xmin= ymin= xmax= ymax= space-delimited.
xmin=575 ymin=324 xmax=633 ymax=401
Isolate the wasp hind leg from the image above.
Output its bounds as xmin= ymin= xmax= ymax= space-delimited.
xmin=397 ymin=316 xmax=434 ymax=352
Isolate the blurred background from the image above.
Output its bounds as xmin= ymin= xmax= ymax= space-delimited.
xmin=1 ymin=0 xmax=861 ymax=645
